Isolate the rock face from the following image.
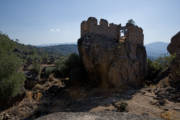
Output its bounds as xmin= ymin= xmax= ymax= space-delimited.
xmin=78 ymin=17 xmax=147 ymax=89
xmin=167 ymin=32 xmax=180 ymax=54
xmin=167 ymin=31 xmax=180 ymax=89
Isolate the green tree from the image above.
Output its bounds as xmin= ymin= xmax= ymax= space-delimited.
xmin=127 ymin=19 xmax=136 ymax=25
xmin=55 ymin=53 xmax=87 ymax=86
xmin=0 ymin=33 xmax=25 ymax=104
xmin=145 ymin=55 xmax=175 ymax=85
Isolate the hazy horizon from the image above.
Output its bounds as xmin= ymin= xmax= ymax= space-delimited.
xmin=0 ymin=0 xmax=180 ymax=45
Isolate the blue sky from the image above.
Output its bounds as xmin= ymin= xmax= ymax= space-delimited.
xmin=0 ymin=0 xmax=180 ymax=45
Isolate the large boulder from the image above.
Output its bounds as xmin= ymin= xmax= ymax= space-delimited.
xmin=167 ymin=31 xmax=180 ymax=89
xmin=78 ymin=17 xmax=147 ymax=89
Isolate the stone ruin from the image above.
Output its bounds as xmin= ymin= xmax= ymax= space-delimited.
xmin=81 ymin=17 xmax=144 ymax=45
xmin=78 ymin=17 xmax=147 ymax=89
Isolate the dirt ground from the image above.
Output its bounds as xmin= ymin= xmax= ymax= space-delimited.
xmin=0 ymin=82 xmax=180 ymax=120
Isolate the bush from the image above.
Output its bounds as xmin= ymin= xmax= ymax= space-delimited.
xmin=0 ymin=33 xmax=25 ymax=104
xmin=118 ymin=102 xmax=128 ymax=112
xmin=55 ymin=53 xmax=81 ymax=77
xmin=55 ymin=53 xmax=87 ymax=86
xmin=113 ymin=102 xmax=128 ymax=112
xmin=32 ymin=61 xmax=41 ymax=74
xmin=41 ymin=66 xmax=56 ymax=78
xmin=155 ymin=55 xmax=175 ymax=70
xmin=145 ymin=55 xmax=175 ymax=84
xmin=55 ymin=56 xmax=69 ymax=77
xmin=127 ymin=19 xmax=136 ymax=25
xmin=0 ymin=72 xmax=25 ymax=102
xmin=0 ymin=54 xmax=25 ymax=103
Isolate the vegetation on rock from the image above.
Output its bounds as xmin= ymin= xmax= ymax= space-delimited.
xmin=0 ymin=33 xmax=25 ymax=105
xmin=55 ymin=53 xmax=87 ymax=86
xmin=146 ymin=55 xmax=175 ymax=84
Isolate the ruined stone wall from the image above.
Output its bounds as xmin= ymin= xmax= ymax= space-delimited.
xmin=81 ymin=17 xmax=144 ymax=45
xmin=125 ymin=23 xmax=144 ymax=45
xmin=81 ymin=17 xmax=121 ymax=40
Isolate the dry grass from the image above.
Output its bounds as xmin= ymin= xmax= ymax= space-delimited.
xmin=34 ymin=84 xmax=44 ymax=91
xmin=161 ymin=111 xmax=174 ymax=120
xmin=34 ymin=92 xmax=42 ymax=101
xmin=26 ymin=91 xmax=33 ymax=101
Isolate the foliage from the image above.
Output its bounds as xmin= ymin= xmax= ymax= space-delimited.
xmin=146 ymin=55 xmax=175 ymax=84
xmin=55 ymin=56 xmax=70 ymax=77
xmin=40 ymin=44 xmax=78 ymax=56
xmin=41 ymin=66 xmax=56 ymax=78
xmin=0 ymin=72 xmax=25 ymax=102
xmin=0 ymin=33 xmax=25 ymax=103
xmin=119 ymin=102 xmax=128 ymax=112
xmin=55 ymin=53 xmax=87 ymax=86
xmin=31 ymin=61 xmax=41 ymax=74
xmin=114 ymin=102 xmax=128 ymax=112
xmin=127 ymin=19 xmax=136 ymax=25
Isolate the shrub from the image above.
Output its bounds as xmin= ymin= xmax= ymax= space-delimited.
xmin=41 ymin=66 xmax=56 ymax=78
xmin=0 ymin=54 xmax=21 ymax=78
xmin=155 ymin=55 xmax=175 ymax=70
xmin=0 ymin=72 xmax=25 ymax=102
xmin=145 ymin=55 xmax=175 ymax=84
xmin=119 ymin=102 xmax=128 ymax=112
xmin=0 ymin=53 xmax=25 ymax=104
xmin=55 ymin=56 xmax=69 ymax=77
xmin=127 ymin=19 xmax=136 ymax=25
xmin=32 ymin=61 xmax=41 ymax=74
xmin=55 ymin=53 xmax=82 ymax=76
xmin=113 ymin=102 xmax=128 ymax=112
xmin=55 ymin=53 xmax=87 ymax=86
xmin=0 ymin=33 xmax=25 ymax=105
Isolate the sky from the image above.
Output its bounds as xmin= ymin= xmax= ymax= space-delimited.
xmin=0 ymin=0 xmax=180 ymax=45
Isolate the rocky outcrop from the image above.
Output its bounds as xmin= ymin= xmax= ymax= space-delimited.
xmin=78 ymin=17 xmax=147 ymax=89
xmin=167 ymin=32 xmax=180 ymax=89
xmin=167 ymin=32 xmax=180 ymax=54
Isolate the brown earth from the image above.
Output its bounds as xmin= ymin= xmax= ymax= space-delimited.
xmin=1 ymin=80 xmax=180 ymax=120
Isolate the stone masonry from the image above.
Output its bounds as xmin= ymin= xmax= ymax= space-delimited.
xmin=78 ymin=17 xmax=147 ymax=89
xmin=81 ymin=17 xmax=144 ymax=45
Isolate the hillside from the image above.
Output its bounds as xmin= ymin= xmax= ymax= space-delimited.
xmin=0 ymin=31 xmax=179 ymax=120
xmin=39 ymin=44 xmax=78 ymax=55
xmin=39 ymin=42 xmax=169 ymax=59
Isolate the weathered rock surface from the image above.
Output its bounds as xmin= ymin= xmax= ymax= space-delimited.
xmin=167 ymin=32 xmax=180 ymax=54
xmin=78 ymin=17 xmax=147 ymax=88
xmin=167 ymin=31 xmax=180 ymax=89
xmin=36 ymin=112 xmax=162 ymax=120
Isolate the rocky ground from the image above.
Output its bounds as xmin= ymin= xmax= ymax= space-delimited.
xmin=35 ymin=112 xmax=162 ymax=120
xmin=0 ymin=77 xmax=180 ymax=120
xmin=1 ymin=31 xmax=180 ymax=120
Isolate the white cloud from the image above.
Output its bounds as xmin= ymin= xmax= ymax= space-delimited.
xmin=49 ymin=28 xmax=60 ymax=32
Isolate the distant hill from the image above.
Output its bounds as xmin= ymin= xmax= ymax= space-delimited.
xmin=39 ymin=42 xmax=169 ymax=58
xmin=40 ymin=44 xmax=78 ymax=55
xmin=145 ymin=42 xmax=169 ymax=59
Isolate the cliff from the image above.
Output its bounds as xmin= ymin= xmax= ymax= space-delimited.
xmin=167 ymin=31 xmax=180 ymax=89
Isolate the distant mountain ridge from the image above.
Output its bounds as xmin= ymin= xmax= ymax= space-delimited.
xmin=145 ymin=42 xmax=169 ymax=59
xmin=40 ymin=44 xmax=78 ymax=55
xmin=40 ymin=42 xmax=169 ymax=58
